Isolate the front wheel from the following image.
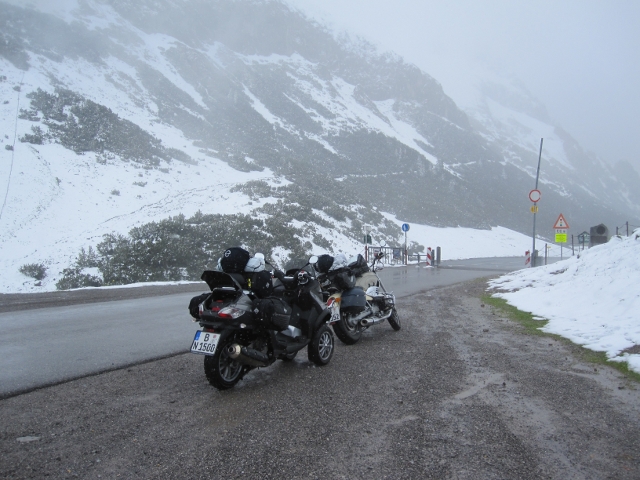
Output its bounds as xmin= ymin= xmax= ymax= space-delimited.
xmin=388 ymin=308 xmax=401 ymax=331
xmin=332 ymin=311 xmax=363 ymax=345
xmin=308 ymin=324 xmax=335 ymax=366
xmin=203 ymin=337 xmax=245 ymax=390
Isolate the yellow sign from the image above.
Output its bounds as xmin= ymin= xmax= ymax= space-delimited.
xmin=555 ymin=233 xmax=567 ymax=243
xmin=530 ymin=205 xmax=538 ymax=213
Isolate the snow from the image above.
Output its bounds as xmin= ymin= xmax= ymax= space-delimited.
xmin=488 ymin=231 xmax=640 ymax=373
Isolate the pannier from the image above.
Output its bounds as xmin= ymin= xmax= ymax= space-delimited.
xmin=252 ymin=297 xmax=291 ymax=330
xmin=220 ymin=247 xmax=251 ymax=273
xmin=341 ymin=287 xmax=366 ymax=312
xmin=348 ymin=254 xmax=370 ymax=277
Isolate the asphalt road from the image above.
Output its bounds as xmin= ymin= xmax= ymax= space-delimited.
xmin=0 ymin=257 xmax=540 ymax=398
xmin=1 ymin=279 xmax=638 ymax=479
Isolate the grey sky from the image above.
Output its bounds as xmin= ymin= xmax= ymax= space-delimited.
xmin=286 ymin=0 xmax=640 ymax=173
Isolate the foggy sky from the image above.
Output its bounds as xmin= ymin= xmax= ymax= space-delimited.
xmin=286 ymin=0 xmax=640 ymax=174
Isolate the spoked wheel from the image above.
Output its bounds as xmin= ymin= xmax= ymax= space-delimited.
xmin=308 ymin=324 xmax=335 ymax=366
xmin=388 ymin=307 xmax=401 ymax=331
xmin=332 ymin=311 xmax=364 ymax=345
xmin=203 ymin=337 xmax=245 ymax=390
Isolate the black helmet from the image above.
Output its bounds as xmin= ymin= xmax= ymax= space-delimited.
xmin=315 ymin=254 xmax=334 ymax=274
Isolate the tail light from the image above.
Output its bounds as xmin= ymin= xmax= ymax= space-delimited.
xmin=217 ymin=307 xmax=245 ymax=319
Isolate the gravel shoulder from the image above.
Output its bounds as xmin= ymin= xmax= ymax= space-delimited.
xmin=1 ymin=279 xmax=639 ymax=479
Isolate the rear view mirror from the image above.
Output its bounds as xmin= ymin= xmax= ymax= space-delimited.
xmin=308 ymin=255 xmax=318 ymax=264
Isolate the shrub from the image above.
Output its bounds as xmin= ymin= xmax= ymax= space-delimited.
xmin=20 ymin=125 xmax=45 ymax=144
xmin=56 ymin=267 xmax=103 ymax=290
xmin=19 ymin=263 xmax=47 ymax=280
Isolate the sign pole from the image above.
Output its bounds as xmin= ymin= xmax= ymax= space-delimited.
xmin=401 ymin=223 xmax=410 ymax=265
xmin=404 ymin=231 xmax=407 ymax=265
xmin=531 ymin=138 xmax=543 ymax=267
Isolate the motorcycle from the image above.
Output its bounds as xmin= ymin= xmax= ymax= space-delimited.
xmin=188 ymin=255 xmax=335 ymax=390
xmin=316 ymin=251 xmax=400 ymax=345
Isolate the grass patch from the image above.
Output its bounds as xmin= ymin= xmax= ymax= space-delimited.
xmin=482 ymin=295 xmax=550 ymax=336
xmin=481 ymin=293 xmax=640 ymax=383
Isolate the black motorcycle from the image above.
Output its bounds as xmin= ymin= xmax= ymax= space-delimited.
xmin=316 ymin=252 xmax=400 ymax=345
xmin=188 ymin=256 xmax=335 ymax=390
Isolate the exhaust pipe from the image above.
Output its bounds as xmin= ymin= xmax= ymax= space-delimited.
xmin=227 ymin=344 xmax=270 ymax=367
xmin=360 ymin=308 xmax=393 ymax=327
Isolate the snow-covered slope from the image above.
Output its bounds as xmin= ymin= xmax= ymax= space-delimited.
xmin=489 ymin=230 xmax=640 ymax=374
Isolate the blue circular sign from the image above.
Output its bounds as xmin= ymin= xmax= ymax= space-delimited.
xmin=401 ymin=223 xmax=410 ymax=232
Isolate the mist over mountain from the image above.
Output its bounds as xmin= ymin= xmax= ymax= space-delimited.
xmin=1 ymin=0 xmax=637 ymax=290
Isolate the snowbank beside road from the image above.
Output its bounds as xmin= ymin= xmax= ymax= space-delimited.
xmin=488 ymin=231 xmax=640 ymax=373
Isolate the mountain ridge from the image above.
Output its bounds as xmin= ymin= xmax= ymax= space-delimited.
xmin=0 ymin=0 xmax=637 ymax=291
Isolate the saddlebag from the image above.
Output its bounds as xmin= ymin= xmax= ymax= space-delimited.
xmin=331 ymin=269 xmax=356 ymax=290
xmin=348 ymin=254 xmax=370 ymax=277
xmin=341 ymin=287 xmax=366 ymax=312
xmin=247 ymin=270 xmax=274 ymax=298
xmin=252 ymin=297 xmax=291 ymax=331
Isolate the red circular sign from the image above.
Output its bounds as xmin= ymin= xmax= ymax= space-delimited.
xmin=529 ymin=189 xmax=541 ymax=202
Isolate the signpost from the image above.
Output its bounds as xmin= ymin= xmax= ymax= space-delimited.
xmin=401 ymin=223 xmax=409 ymax=264
xmin=530 ymin=138 xmax=543 ymax=267
xmin=553 ymin=214 xmax=570 ymax=259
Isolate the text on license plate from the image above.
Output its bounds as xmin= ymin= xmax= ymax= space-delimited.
xmin=329 ymin=303 xmax=341 ymax=323
xmin=191 ymin=330 xmax=220 ymax=355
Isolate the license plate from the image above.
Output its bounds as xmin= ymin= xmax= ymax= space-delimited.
xmin=329 ymin=302 xmax=341 ymax=323
xmin=191 ymin=330 xmax=220 ymax=355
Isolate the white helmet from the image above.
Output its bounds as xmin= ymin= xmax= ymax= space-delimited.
xmin=329 ymin=253 xmax=348 ymax=271
xmin=244 ymin=256 xmax=265 ymax=272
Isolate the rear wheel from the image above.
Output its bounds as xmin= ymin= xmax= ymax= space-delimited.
xmin=308 ymin=324 xmax=334 ymax=366
xmin=332 ymin=311 xmax=363 ymax=345
xmin=203 ymin=337 xmax=245 ymax=390
xmin=388 ymin=308 xmax=401 ymax=331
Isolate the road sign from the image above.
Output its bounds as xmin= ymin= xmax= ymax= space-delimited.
xmin=401 ymin=223 xmax=410 ymax=232
xmin=530 ymin=205 xmax=538 ymax=213
xmin=555 ymin=233 xmax=568 ymax=243
xmin=529 ymin=189 xmax=541 ymax=203
xmin=553 ymin=213 xmax=570 ymax=229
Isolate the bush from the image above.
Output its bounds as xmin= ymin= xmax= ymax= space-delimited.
xmin=20 ymin=125 xmax=45 ymax=144
xmin=55 ymin=267 xmax=103 ymax=290
xmin=19 ymin=263 xmax=47 ymax=280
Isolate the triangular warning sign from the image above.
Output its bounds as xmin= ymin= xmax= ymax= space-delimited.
xmin=553 ymin=213 xmax=570 ymax=229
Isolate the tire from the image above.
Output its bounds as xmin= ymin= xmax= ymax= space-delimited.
xmin=203 ymin=337 xmax=245 ymax=390
xmin=332 ymin=311 xmax=363 ymax=345
xmin=388 ymin=307 xmax=401 ymax=331
xmin=307 ymin=324 xmax=335 ymax=366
